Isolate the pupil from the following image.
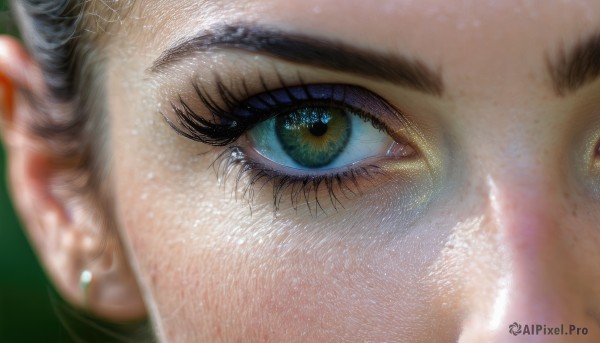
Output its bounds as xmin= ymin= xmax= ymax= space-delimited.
xmin=309 ymin=121 xmax=328 ymax=137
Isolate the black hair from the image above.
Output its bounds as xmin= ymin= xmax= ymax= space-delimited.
xmin=12 ymin=0 xmax=109 ymax=173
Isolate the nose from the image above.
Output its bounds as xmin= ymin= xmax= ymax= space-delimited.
xmin=458 ymin=171 xmax=600 ymax=342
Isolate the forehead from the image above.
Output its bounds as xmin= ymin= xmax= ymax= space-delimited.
xmin=116 ymin=0 xmax=600 ymax=98
xmin=129 ymin=0 xmax=600 ymax=48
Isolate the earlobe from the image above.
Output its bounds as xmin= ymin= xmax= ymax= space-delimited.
xmin=0 ymin=35 xmax=146 ymax=321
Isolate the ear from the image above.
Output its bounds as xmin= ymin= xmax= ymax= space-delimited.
xmin=0 ymin=36 xmax=146 ymax=321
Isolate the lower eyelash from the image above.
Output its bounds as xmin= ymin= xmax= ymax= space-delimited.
xmin=211 ymin=146 xmax=389 ymax=216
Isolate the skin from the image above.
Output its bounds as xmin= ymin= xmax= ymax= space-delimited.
xmin=3 ymin=0 xmax=600 ymax=342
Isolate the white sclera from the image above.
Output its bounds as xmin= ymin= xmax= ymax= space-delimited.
xmin=248 ymin=110 xmax=394 ymax=171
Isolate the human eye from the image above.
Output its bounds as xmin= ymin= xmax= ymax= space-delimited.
xmin=166 ymin=76 xmax=421 ymax=214
xmin=245 ymin=84 xmax=415 ymax=171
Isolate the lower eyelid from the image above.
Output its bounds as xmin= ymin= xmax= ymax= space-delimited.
xmin=236 ymin=136 xmax=409 ymax=179
xmin=234 ymin=136 xmax=338 ymax=177
xmin=212 ymin=140 xmax=436 ymax=214
xmin=211 ymin=144 xmax=395 ymax=211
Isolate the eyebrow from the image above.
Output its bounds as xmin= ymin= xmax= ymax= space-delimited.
xmin=150 ymin=25 xmax=444 ymax=96
xmin=548 ymin=33 xmax=600 ymax=96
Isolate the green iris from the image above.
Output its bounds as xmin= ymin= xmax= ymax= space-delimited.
xmin=275 ymin=107 xmax=352 ymax=168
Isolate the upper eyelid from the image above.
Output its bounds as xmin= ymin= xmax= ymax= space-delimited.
xmin=231 ymin=83 xmax=411 ymax=130
xmin=165 ymin=72 xmax=416 ymax=147
xmin=240 ymin=84 xmax=347 ymax=113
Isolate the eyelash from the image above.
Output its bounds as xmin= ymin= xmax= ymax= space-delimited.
xmin=165 ymin=75 xmax=401 ymax=215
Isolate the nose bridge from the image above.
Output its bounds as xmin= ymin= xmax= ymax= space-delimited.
xmin=458 ymin=166 xmax=599 ymax=341
xmin=486 ymin=173 xmax=573 ymax=315
xmin=487 ymin=169 xmax=562 ymax=271
xmin=473 ymin=105 xmax=567 ymax=278
xmin=481 ymin=127 xmax=567 ymax=278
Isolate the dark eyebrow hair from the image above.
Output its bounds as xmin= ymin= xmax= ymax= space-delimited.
xmin=548 ymin=33 xmax=600 ymax=96
xmin=150 ymin=25 xmax=444 ymax=96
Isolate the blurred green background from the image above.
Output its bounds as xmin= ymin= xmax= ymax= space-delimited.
xmin=0 ymin=1 xmax=78 ymax=342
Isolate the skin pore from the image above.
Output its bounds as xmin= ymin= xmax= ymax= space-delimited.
xmin=4 ymin=0 xmax=600 ymax=342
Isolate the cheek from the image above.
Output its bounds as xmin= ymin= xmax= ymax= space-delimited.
xmin=112 ymin=150 xmax=454 ymax=342
xmin=118 ymin=219 xmax=449 ymax=341
xmin=232 ymin=235 xmax=441 ymax=341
